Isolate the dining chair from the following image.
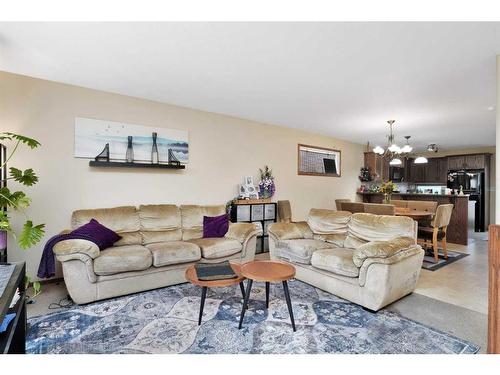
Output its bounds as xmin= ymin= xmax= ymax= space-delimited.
xmin=335 ymin=199 xmax=351 ymax=211
xmin=340 ymin=202 xmax=365 ymax=213
xmin=364 ymin=203 xmax=395 ymax=215
xmin=277 ymin=200 xmax=292 ymax=223
xmin=391 ymin=200 xmax=408 ymax=208
xmin=417 ymin=204 xmax=454 ymax=263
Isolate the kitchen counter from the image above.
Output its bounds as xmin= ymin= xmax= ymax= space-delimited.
xmin=357 ymin=192 xmax=469 ymax=198
xmin=357 ymin=192 xmax=468 ymax=245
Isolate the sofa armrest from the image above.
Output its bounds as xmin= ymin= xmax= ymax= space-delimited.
xmin=267 ymin=222 xmax=307 ymax=241
xmin=352 ymin=236 xmax=416 ymax=267
xmin=225 ymin=222 xmax=262 ymax=244
xmin=53 ymin=239 xmax=100 ymax=261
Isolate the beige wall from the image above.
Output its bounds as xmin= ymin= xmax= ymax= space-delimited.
xmin=0 ymin=71 xmax=364 ymax=278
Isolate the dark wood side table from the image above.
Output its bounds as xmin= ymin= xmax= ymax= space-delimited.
xmin=239 ymin=260 xmax=296 ymax=332
xmin=0 ymin=262 xmax=26 ymax=354
xmin=185 ymin=262 xmax=246 ymax=325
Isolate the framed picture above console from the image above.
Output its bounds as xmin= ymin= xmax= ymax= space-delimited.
xmin=297 ymin=144 xmax=341 ymax=177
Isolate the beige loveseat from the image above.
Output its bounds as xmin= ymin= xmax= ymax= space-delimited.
xmin=268 ymin=209 xmax=424 ymax=311
xmin=54 ymin=204 xmax=261 ymax=304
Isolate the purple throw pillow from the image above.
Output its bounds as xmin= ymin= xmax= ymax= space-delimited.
xmin=203 ymin=214 xmax=229 ymax=238
xmin=71 ymin=219 xmax=122 ymax=250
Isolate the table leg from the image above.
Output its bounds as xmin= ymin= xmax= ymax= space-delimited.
xmin=239 ymin=281 xmax=246 ymax=299
xmin=282 ymin=281 xmax=296 ymax=332
xmin=198 ymin=286 xmax=208 ymax=326
xmin=239 ymin=281 xmax=248 ymax=310
xmin=265 ymin=282 xmax=270 ymax=308
xmin=238 ymin=279 xmax=253 ymax=329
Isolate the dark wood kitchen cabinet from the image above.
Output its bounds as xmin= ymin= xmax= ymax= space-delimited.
xmin=407 ymin=158 xmax=425 ymax=183
xmin=424 ymin=157 xmax=448 ymax=183
xmin=406 ymin=157 xmax=447 ymax=184
xmin=447 ymin=154 xmax=486 ymax=170
xmin=364 ymin=152 xmax=389 ymax=181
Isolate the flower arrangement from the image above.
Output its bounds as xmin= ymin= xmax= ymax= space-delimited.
xmin=379 ymin=180 xmax=397 ymax=204
xmin=258 ymin=165 xmax=276 ymax=199
xmin=379 ymin=180 xmax=397 ymax=194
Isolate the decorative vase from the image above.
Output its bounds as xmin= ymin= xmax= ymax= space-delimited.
xmin=259 ymin=179 xmax=276 ymax=199
xmin=151 ymin=132 xmax=159 ymax=164
xmin=126 ymin=136 xmax=134 ymax=163
xmin=382 ymin=193 xmax=392 ymax=204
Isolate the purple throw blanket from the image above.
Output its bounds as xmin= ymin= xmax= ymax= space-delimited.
xmin=37 ymin=233 xmax=98 ymax=279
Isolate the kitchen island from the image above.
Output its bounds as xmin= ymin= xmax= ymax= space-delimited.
xmin=357 ymin=192 xmax=469 ymax=245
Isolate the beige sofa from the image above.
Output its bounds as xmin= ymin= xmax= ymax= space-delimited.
xmin=268 ymin=209 xmax=424 ymax=311
xmin=54 ymin=204 xmax=261 ymax=304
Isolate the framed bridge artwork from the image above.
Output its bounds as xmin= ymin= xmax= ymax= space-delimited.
xmin=297 ymin=144 xmax=341 ymax=177
xmin=74 ymin=117 xmax=189 ymax=164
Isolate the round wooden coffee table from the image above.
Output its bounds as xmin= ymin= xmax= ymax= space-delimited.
xmin=238 ymin=260 xmax=297 ymax=332
xmin=185 ymin=262 xmax=246 ymax=325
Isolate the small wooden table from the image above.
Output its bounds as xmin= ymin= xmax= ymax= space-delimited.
xmin=185 ymin=262 xmax=246 ymax=325
xmin=395 ymin=207 xmax=434 ymax=220
xmin=238 ymin=260 xmax=297 ymax=332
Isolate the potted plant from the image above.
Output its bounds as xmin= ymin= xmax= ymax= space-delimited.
xmin=0 ymin=132 xmax=45 ymax=296
xmin=258 ymin=165 xmax=276 ymax=199
xmin=379 ymin=180 xmax=397 ymax=204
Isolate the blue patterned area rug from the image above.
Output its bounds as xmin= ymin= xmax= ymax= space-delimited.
xmin=27 ymin=280 xmax=479 ymax=354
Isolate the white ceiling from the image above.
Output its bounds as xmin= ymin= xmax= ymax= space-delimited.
xmin=0 ymin=22 xmax=499 ymax=150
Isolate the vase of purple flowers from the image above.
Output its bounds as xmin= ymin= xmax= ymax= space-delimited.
xmin=258 ymin=165 xmax=276 ymax=199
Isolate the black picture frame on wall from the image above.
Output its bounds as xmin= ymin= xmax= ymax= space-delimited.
xmin=297 ymin=144 xmax=341 ymax=177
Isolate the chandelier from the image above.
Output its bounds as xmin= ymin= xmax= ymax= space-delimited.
xmin=372 ymin=120 xmax=413 ymax=166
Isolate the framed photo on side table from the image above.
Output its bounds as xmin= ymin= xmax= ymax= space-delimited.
xmin=297 ymin=144 xmax=341 ymax=177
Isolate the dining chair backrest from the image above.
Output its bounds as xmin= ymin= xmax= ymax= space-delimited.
xmin=277 ymin=200 xmax=292 ymax=223
xmin=432 ymin=204 xmax=454 ymax=228
xmin=391 ymin=200 xmax=408 ymax=208
xmin=335 ymin=199 xmax=351 ymax=211
xmin=340 ymin=202 xmax=365 ymax=213
xmin=363 ymin=203 xmax=395 ymax=215
xmin=407 ymin=200 xmax=438 ymax=213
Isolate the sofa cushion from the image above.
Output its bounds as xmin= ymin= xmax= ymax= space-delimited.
xmin=203 ymin=214 xmax=229 ymax=238
xmin=72 ymin=206 xmax=142 ymax=245
xmin=352 ymin=236 xmax=416 ymax=267
xmin=313 ymin=233 xmax=347 ymax=248
xmin=93 ymin=245 xmax=153 ymax=276
xmin=181 ymin=205 xmax=226 ymax=240
xmin=307 ymin=209 xmax=351 ymax=235
xmin=188 ymin=238 xmax=242 ymax=259
xmin=71 ymin=218 xmax=122 ymax=250
xmin=139 ymin=204 xmax=182 ymax=244
xmin=348 ymin=213 xmax=415 ymax=243
xmin=311 ymin=248 xmax=359 ymax=278
xmin=146 ymin=241 xmax=201 ymax=267
xmin=276 ymin=239 xmax=332 ymax=265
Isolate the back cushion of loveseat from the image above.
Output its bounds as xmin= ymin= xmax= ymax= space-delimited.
xmin=139 ymin=204 xmax=182 ymax=244
xmin=71 ymin=206 xmax=142 ymax=246
xmin=345 ymin=213 xmax=415 ymax=248
xmin=180 ymin=205 xmax=226 ymax=240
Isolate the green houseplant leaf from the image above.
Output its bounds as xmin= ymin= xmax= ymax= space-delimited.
xmin=9 ymin=167 xmax=39 ymax=186
xmin=18 ymin=221 xmax=45 ymax=250
xmin=0 ymin=133 xmax=41 ymax=149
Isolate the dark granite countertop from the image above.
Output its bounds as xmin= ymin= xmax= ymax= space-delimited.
xmin=356 ymin=192 xmax=469 ymax=198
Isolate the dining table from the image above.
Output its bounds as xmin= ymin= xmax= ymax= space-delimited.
xmin=394 ymin=207 xmax=434 ymax=220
